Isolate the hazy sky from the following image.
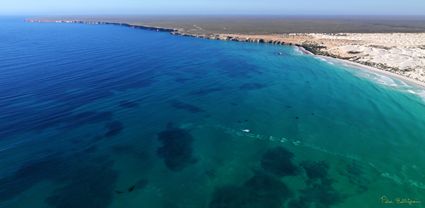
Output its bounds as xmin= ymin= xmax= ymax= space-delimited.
xmin=1 ymin=0 xmax=425 ymax=16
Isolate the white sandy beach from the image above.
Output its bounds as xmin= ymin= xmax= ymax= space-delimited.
xmin=318 ymin=55 xmax=425 ymax=89
xmin=310 ymin=33 xmax=425 ymax=83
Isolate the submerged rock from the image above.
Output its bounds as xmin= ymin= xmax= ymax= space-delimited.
xmin=0 ymin=155 xmax=65 ymax=201
xmin=288 ymin=160 xmax=346 ymax=208
xmin=156 ymin=124 xmax=197 ymax=171
xmin=341 ymin=161 xmax=369 ymax=193
xmin=261 ymin=146 xmax=299 ymax=177
xmin=45 ymin=157 xmax=118 ymax=208
xmin=301 ymin=161 xmax=329 ymax=180
xmin=209 ymin=172 xmax=292 ymax=208
xmin=170 ymin=100 xmax=204 ymax=113
xmin=298 ymin=180 xmax=345 ymax=207
xmin=0 ymin=152 xmax=119 ymax=207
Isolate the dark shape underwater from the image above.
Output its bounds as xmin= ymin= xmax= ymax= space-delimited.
xmin=0 ymin=153 xmax=118 ymax=208
xmin=209 ymin=171 xmax=293 ymax=208
xmin=261 ymin=146 xmax=299 ymax=177
xmin=156 ymin=124 xmax=197 ymax=171
xmin=45 ymin=156 xmax=118 ymax=208
xmin=301 ymin=161 xmax=329 ymax=180
xmin=0 ymin=155 xmax=65 ymax=201
xmin=288 ymin=161 xmax=345 ymax=208
xmin=170 ymin=100 xmax=205 ymax=113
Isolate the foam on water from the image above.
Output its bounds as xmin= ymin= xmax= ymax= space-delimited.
xmin=368 ymin=73 xmax=399 ymax=87
xmin=292 ymin=46 xmax=304 ymax=55
xmin=329 ymin=58 xmax=425 ymax=102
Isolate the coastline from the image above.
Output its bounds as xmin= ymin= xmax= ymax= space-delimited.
xmin=26 ymin=19 xmax=425 ymax=90
xmin=318 ymin=55 xmax=425 ymax=89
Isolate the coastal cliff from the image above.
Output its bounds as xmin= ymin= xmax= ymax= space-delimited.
xmin=26 ymin=19 xmax=425 ymax=86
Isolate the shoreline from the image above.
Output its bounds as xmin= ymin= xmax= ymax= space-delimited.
xmin=318 ymin=55 xmax=425 ymax=89
xmin=26 ymin=19 xmax=425 ymax=90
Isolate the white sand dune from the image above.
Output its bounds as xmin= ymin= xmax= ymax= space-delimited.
xmin=310 ymin=33 xmax=425 ymax=83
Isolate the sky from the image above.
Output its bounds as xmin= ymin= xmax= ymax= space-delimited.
xmin=1 ymin=0 xmax=425 ymax=16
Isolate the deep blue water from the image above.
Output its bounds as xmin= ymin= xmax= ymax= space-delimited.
xmin=1 ymin=18 xmax=425 ymax=208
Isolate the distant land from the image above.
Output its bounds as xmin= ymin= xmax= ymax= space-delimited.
xmin=29 ymin=16 xmax=425 ymax=34
xmin=28 ymin=16 xmax=425 ymax=85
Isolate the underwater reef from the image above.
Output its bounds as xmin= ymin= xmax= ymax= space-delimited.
xmin=156 ymin=124 xmax=198 ymax=171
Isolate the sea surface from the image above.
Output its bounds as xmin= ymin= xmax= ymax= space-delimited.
xmin=1 ymin=17 xmax=425 ymax=208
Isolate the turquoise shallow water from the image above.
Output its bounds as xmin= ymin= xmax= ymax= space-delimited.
xmin=1 ymin=18 xmax=425 ymax=208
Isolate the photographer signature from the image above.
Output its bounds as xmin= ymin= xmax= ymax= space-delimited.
xmin=380 ymin=195 xmax=421 ymax=206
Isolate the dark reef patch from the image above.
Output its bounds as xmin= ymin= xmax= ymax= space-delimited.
xmin=188 ymin=87 xmax=223 ymax=96
xmin=239 ymin=83 xmax=267 ymax=91
xmin=210 ymin=186 xmax=249 ymax=208
xmin=209 ymin=172 xmax=292 ymax=208
xmin=301 ymin=161 xmax=329 ymax=180
xmin=104 ymin=121 xmax=124 ymax=137
xmin=0 ymin=66 xmax=157 ymax=139
xmin=170 ymin=100 xmax=204 ymax=113
xmin=345 ymin=161 xmax=363 ymax=178
xmin=288 ymin=188 xmax=344 ymax=208
xmin=118 ymin=100 xmax=139 ymax=109
xmin=0 ymin=155 xmax=64 ymax=201
xmin=287 ymin=198 xmax=310 ymax=208
xmin=297 ymin=179 xmax=344 ymax=208
xmin=261 ymin=146 xmax=298 ymax=177
xmin=287 ymin=160 xmax=345 ymax=208
xmin=0 ymin=153 xmax=118 ymax=208
xmin=156 ymin=124 xmax=197 ymax=171
xmin=45 ymin=156 xmax=118 ymax=208
xmin=340 ymin=161 xmax=369 ymax=193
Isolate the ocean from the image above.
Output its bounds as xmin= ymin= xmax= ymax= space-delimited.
xmin=1 ymin=17 xmax=425 ymax=208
